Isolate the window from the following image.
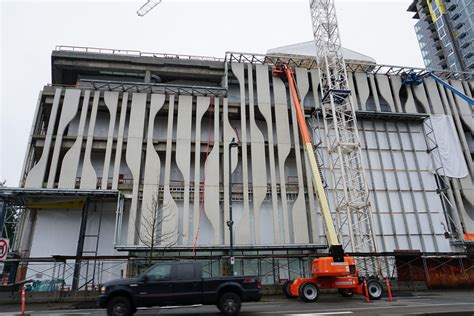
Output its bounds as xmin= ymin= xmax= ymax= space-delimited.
xmin=175 ymin=264 xmax=196 ymax=280
xmin=147 ymin=264 xmax=172 ymax=281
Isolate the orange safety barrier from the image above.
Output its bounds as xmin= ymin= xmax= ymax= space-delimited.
xmin=464 ymin=233 xmax=474 ymax=241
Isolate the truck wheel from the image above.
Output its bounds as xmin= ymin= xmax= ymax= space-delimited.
xmin=282 ymin=280 xmax=294 ymax=298
xmin=367 ymin=280 xmax=383 ymax=300
xmin=338 ymin=288 xmax=354 ymax=297
xmin=107 ymin=296 xmax=134 ymax=316
xmin=217 ymin=292 xmax=241 ymax=316
xmin=298 ymin=282 xmax=320 ymax=303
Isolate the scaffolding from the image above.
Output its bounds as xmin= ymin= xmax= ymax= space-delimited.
xmin=310 ymin=0 xmax=378 ymax=275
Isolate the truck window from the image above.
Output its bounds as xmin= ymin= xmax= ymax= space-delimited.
xmin=175 ymin=263 xmax=195 ymax=280
xmin=147 ymin=264 xmax=172 ymax=281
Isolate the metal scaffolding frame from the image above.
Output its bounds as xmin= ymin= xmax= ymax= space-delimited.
xmin=310 ymin=0 xmax=378 ymax=275
xmin=78 ymin=79 xmax=227 ymax=97
xmin=224 ymin=52 xmax=473 ymax=81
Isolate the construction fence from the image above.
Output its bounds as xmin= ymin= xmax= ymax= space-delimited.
xmin=1 ymin=250 xmax=473 ymax=296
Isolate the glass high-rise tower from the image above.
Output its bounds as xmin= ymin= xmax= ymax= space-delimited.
xmin=408 ymin=0 xmax=473 ymax=72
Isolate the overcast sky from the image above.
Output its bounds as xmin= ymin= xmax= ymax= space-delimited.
xmin=0 ymin=0 xmax=424 ymax=186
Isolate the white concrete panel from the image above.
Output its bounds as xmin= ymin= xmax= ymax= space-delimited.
xmin=80 ymin=91 xmax=100 ymax=189
xmin=125 ymin=93 xmax=147 ymax=244
xmin=101 ymin=91 xmax=119 ymax=189
xmin=354 ymin=73 xmax=369 ymax=111
xmin=375 ymin=75 xmax=395 ymax=112
xmin=449 ymin=80 xmax=474 ymax=133
xmin=141 ymin=94 xmax=165 ymax=245
xmin=58 ymin=90 xmax=90 ymax=188
xmin=404 ymin=87 xmax=417 ymax=114
xmin=175 ymin=95 xmax=193 ymax=244
xmin=203 ymin=98 xmax=221 ymax=245
xmin=25 ymin=88 xmax=62 ymax=188
xmin=273 ymin=76 xmax=292 ymax=243
xmin=223 ymin=99 xmax=239 ymax=245
xmin=347 ymin=73 xmax=358 ymax=110
xmin=112 ymin=93 xmax=129 ymax=190
xmin=47 ymin=89 xmax=81 ymax=188
xmin=389 ymin=76 xmax=403 ymax=112
xmin=412 ymin=83 xmax=430 ymax=113
xmin=248 ymin=65 xmax=267 ymax=244
xmin=424 ymin=78 xmax=445 ymax=114
xmin=256 ymin=64 xmax=280 ymax=243
xmin=310 ymin=69 xmax=321 ymax=109
xmin=368 ymin=75 xmax=381 ymax=112
xmin=193 ymin=96 xmax=210 ymax=245
xmin=297 ymin=67 xmax=318 ymax=243
xmin=162 ymin=95 xmax=179 ymax=245
xmin=231 ymin=62 xmax=251 ymax=244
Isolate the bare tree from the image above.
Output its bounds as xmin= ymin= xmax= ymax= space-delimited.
xmin=137 ymin=191 xmax=178 ymax=266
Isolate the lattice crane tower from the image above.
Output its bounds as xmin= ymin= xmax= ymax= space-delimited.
xmin=310 ymin=0 xmax=378 ymax=258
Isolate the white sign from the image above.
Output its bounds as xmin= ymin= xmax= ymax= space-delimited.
xmin=0 ymin=239 xmax=9 ymax=261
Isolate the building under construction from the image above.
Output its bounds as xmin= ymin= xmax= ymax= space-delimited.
xmin=1 ymin=43 xmax=473 ymax=289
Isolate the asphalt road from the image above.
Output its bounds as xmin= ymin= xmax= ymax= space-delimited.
xmin=1 ymin=291 xmax=473 ymax=316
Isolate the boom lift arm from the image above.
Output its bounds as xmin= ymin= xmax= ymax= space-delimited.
xmin=274 ymin=65 xmax=344 ymax=262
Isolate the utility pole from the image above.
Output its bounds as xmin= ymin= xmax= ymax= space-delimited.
xmin=227 ymin=138 xmax=238 ymax=276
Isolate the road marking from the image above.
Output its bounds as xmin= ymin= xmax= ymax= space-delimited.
xmin=286 ymin=312 xmax=353 ymax=316
xmin=256 ymin=302 xmax=474 ymax=314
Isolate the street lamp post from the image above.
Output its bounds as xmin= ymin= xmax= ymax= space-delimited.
xmin=227 ymin=138 xmax=239 ymax=276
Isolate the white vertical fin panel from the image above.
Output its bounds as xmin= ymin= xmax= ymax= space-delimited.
xmin=25 ymin=88 xmax=62 ymax=188
xmin=292 ymin=68 xmax=309 ymax=244
xmin=248 ymin=65 xmax=268 ymax=245
xmin=175 ymin=95 xmax=193 ymax=244
xmin=273 ymin=77 xmax=292 ymax=243
xmin=424 ymin=78 xmax=445 ymax=114
xmin=354 ymin=73 xmax=370 ymax=111
xmin=223 ymin=99 xmax=239 ymax=245
xmin=404 ymin=87 xmax=417 ymax=113
xmin=204 ymin=98 xmax=221 ymax=244
xmin=450 ymin=80 xmax=474 ymax=133
xmin=231 ymin=62 xmax=250 ymax=244
xmin=389 ymin=77 xmax=403 ymax=112
xmin=47 ymin=89 xmax=81 ymax=188
xmin=125 ymin=93 xmax=147 ymax=245
xmin=58 ymin=90 xmax=91 ymax=188
xmin=412 ymin=84 xmax=430 ymax=113
xmin=162 ymin=95 xmax=179 ymax=246
xmin=368 ymin=75 xmax=382 ymax=112
xmin=193 ymin=96 xmax=210 ymax=245
xmin=101 ymin=91 xmax=119 ymax=189
xmin=256 ymin=64 xmax=280 ymax=244
xmin=112 ymin=93 xmax=129 ymax=190
xmin=140 ymin=94 xmax=165 ymax=245
xmin=80 ymin=91 xmax=100 ymax=189
xmin=375 ymin=75 xmax=396 ymax=112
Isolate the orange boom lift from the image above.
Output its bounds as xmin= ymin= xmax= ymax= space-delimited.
xmin=273 ymin=64 xmax=383 ymax=302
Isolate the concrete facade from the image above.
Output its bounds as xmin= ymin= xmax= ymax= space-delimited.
xmin=13 ymin=46 xmax=474 ymax=285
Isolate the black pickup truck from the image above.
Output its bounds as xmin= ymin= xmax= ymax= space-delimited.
xmin=98 ymin=262 xmax=262 ymax=316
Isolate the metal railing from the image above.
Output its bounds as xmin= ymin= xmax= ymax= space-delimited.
xmin=79 ymin=79 xmax=227 ymax=97
xmin=55 ymin=45 xmax=224 ymax=62
xmin=225 ymin=51 xmax=474 ymax=81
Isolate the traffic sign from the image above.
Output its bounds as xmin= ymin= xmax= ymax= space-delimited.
xmin=0 ymin=239 xmax=9 ymax=261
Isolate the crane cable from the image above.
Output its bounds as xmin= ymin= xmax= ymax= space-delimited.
xmin=192 ymin=96 xmax=214 ymax=255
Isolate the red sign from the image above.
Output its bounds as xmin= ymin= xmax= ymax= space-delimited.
xmin=0 ymin=239 xmax=9 ymax=261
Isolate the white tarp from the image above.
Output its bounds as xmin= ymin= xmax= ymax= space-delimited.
xmin=429 ymin=114 xmax=469 ymax=178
